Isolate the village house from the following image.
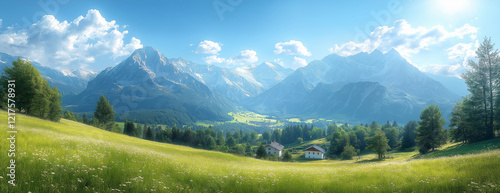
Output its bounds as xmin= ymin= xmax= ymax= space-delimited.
xmin=304 ymin=145 xmax=325 ymax=159
xmin=265 ymin=141 xmax=284 ymax=157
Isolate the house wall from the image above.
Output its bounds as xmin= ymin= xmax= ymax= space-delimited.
xmin=266 ymin=147 xmax=282 ymax=157
xmin=305 ymin=151 xmax=323 ymax=159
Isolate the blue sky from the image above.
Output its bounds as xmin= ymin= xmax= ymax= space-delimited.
xmin=0 ymin=0 xmax=498 ymax=77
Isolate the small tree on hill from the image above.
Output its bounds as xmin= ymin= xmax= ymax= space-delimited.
xmin=366 ymin=131 xmax=390 ymax=159
xmin=124 ymin=120 xmax=136 ymax=136
xmin=417 ymin=105 xmax=446 ymax=154
xmin=94 ymin=95 xmax=115 ymax=130
xmin=256 ymin=144 xmax=267 ymax=159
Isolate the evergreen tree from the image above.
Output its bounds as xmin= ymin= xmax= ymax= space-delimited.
xmin=462 ymin=37 xmax=499 ymax=139
xmin=256 ymin=144 xmax=267 ymax=158
xmin=82 ymin=113 xmax=88 ymax=124
xmin=124 ymin=120 xmax=136 ymax=136
xmin=145 ymin=126 xmax=154 ymax=140
xmin=94 ymin=95 xmax=115 ymax=129
xmin=401 ymin=121 xmax=418 ymax=149
xmin=417 ymin=105 xmax=446 ymax=154
xmin=365 ymin=131 xmax=390 ymax=159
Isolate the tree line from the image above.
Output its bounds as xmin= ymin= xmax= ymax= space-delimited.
xmin=449 ymin=37 xmax=500 ymax=143
xmin=0 ymin=58 xmax=63 ymax=121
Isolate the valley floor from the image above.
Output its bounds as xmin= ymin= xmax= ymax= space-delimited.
xmin=1 ymin=111 xmax=499 ymax=192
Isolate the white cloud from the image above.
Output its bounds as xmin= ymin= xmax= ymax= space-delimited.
xmin=227 ymin=50 xmax=258 ymax=65
xmin=0 ymin=9 xmax=143 ymax=70
xmin=195 ymin=40 xmax=222 ymax=54
xmin=420 ymin=41 xmax=479 ymax=77
xmin=291 ymin=56 xmax=308 ymax=69
xmin=420 ymin=63 xmax=465 ymax=77
xmin=329 ymin=19 xmax=478 ymax=57
xmin=274 ymin=40 xmax=312 ymax=56
xmin=203 ymin=55 xmax=225 ymax=64
xmin=0 ymin=19 xmax=2 ymax=28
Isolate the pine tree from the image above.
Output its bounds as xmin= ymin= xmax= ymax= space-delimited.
xmin=256 ymin=144 xmax=267 ymax=158
xmin=462 ymin=37 xmax=499 ymax=139
xmin=416 ymin=105 xmax=446 ymax=154
xmin=82 ymin=113 xmax=88 ymax=124
xmin=145 ymin=126 xmax=154 ymax=140
xmin=401 ymin=121 xmax=418 ymax=149
xmin=94 ymin=95 xmax=115 ymax=129
xmin=124 ymin=120 xmax=136 ymax=136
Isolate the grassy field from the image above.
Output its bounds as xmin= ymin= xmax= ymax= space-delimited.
xmin=1 ymin=111 xmax=500 ymax=192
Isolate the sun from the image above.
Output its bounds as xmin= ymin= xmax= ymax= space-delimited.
xmin=436 ymin=0 xmax=469 ymax=13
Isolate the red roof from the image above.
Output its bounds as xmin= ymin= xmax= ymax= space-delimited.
xmin=304 ymin=145 xmax=326 ymax=153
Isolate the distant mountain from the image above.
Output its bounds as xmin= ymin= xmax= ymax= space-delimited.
xmin=425 ymin=73 xmax=469 ymax=97
xmin=239 ymin=62 xmax=294 ymax=89
xmin=69 ymin=47 xmax=233 ymax=123
xmin=0 ymin=52 xmax=95 ymax=96
xmin=170 ymin=59 xmax=293 ymax=102
xmin=248 ymin=49 xmax=459 ymax=123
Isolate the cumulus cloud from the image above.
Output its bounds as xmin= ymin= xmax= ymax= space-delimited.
xmin=291 ymin=57 xmax=308 ymax=69
xmin=274 ymin=40 xmax=312 ymax=56
xmin=0 ymin=19 xmax=2 ymax=28
xmin=195 ymin=40 xmax=222 ymax=54
xmin=420 ymin=41 xmax=478 ymax=77
xmin=203 ymin=55 xmax=225 ymax=64
xmin=329 ymin=19 xmax=478 ymax=57
xmin=0 ymin=9 xmax=143 ymax=70
xmin=227 ymin=50 xmax=258 ymax=65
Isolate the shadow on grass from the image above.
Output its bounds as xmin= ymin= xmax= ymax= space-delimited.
xmin=414 ymin=137 xmax=500 ymax=159
xmin=355 ymin=158 xmax=385 ymax=163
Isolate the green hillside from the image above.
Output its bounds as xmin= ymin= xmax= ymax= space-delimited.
xmin=1 ymin=111 xmax=500 ymax=192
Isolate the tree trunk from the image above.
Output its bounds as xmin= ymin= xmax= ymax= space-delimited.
xmin=483 ymin=83 xmax=489 ymax=137
xmin=488 ymin=53 xmax=495 ymax=138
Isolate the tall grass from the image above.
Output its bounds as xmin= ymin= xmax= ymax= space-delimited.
xmin=1 ymin=111 xmax=499 ymax=192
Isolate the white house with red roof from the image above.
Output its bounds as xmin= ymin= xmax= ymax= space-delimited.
xmin=304 ymin=145 xmax=326 ymax=159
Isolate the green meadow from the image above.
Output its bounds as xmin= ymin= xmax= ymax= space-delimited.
xmin=1 ymin=111 xmax=500 ymax=192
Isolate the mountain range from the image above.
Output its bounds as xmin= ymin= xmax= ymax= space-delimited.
xmin=0 ymin=47 xmax=467 ymax=124
xmin=246 ymin=49 xmax=460 ymax=123
xmin=170 ymin=58 xmax=293 ymax=102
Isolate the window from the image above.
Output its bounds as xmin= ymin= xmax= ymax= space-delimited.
xmin=308 ymin=152 xmax=310 ymax=154
xmin=268 ymin=148 xmax=271 ymax=150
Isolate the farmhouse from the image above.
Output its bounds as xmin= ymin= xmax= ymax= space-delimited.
xmin=265 ymin=141 xmax=284 ymax=157
xmin=304 ymin=145 xmax=325 ymax=159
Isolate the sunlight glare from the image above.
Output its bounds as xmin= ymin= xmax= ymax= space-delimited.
xmin=436 ymin=0 xmax=469 ymax=13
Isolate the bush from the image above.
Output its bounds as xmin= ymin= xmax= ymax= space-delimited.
xmin=340 ymin=145 xmax=358 ymax=160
